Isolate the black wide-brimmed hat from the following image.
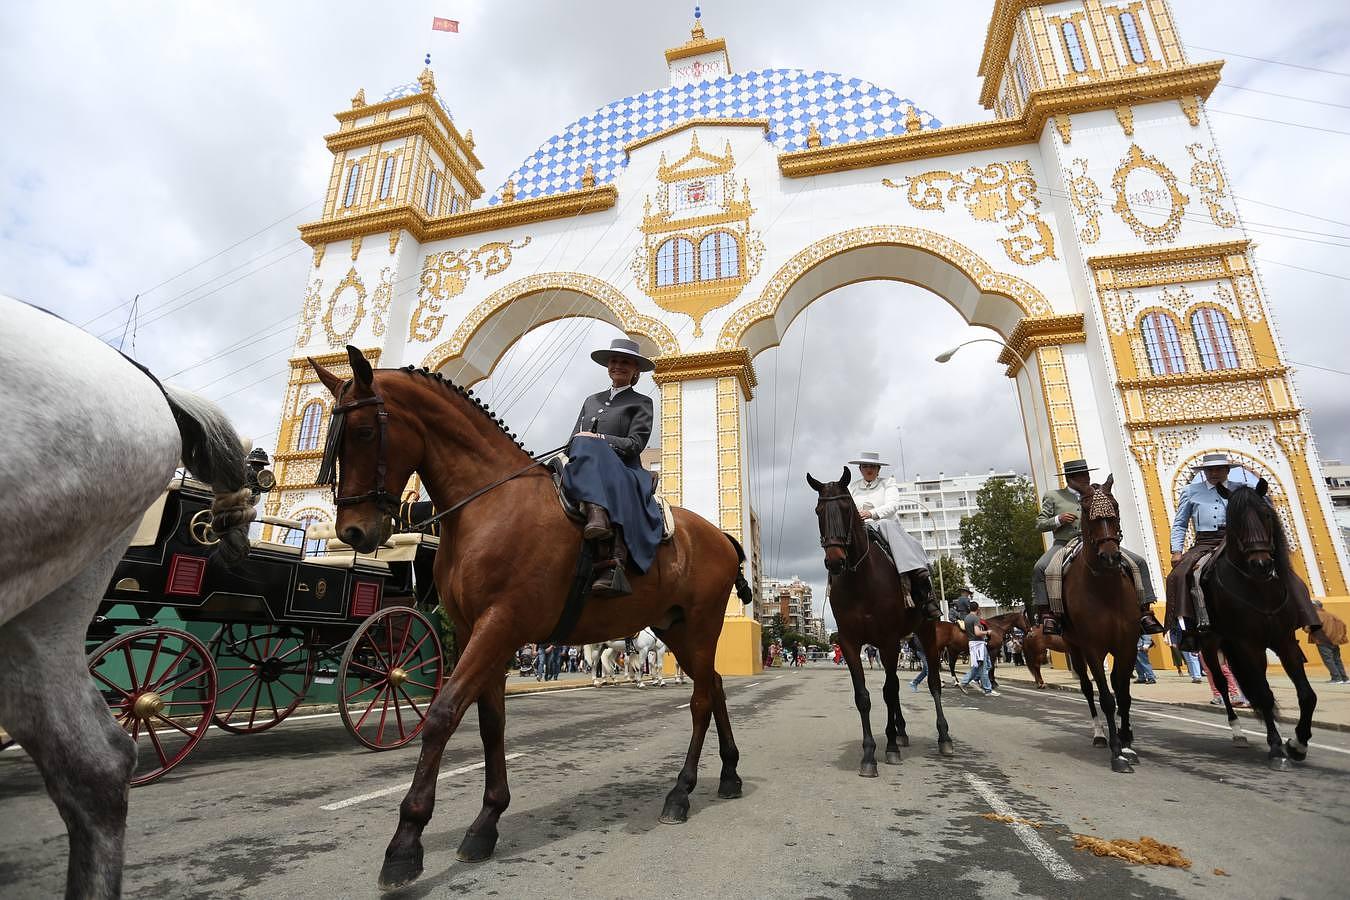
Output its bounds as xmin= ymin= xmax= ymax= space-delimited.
xmin=590 ymin=336 xmax=655 ymax=372
xmin=1058 ymin=459 xmax=1097 ymax=478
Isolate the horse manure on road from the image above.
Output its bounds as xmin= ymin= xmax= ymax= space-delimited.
xmin=1071 ymin=834 xmax=1192 ymax=869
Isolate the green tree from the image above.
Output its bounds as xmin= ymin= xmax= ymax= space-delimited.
xmin=761 ymin=614 xmax=785 ymax=648
xmin=958 ymin=476 xmax=1044 ymax=608
xmin=928 ymin=556 xmax=968 ymax=602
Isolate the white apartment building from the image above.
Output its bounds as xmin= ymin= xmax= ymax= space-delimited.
xmin=893 ymin=469 xmax=1023 ymax=566
xmin=1323 ymin=459 xmax=1350 ymax=551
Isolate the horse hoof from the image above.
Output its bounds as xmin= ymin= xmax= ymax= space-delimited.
xmin=1285 ymin=739 xmax=1308 ymax=762
xmin=1232 ymin=735 xmax=1249 ymax=747
xmin=1093 ymin=737 xmax=1109 ymax=748
xmin=1110 ymin=756 xmax=1134 ymax=774
xmin=939 ymin=741 xmax=956 ymax=757
xmin=455 ymin=826 xmax=498 ymax=863
xmin=378 ymin=848 xmax=425 ymax=893
xmin=1269 ymin=756 xmax=1292 ymax=772
xmin=899 ymin=734 xmax=911 ymax=748
xmin=859 ymin=762 xmax=879 ymax=778
xmin=885 ymin=750 xmax=903 ymax=765
xmin=1121 ymin=747 xmax=1139 ymax=764
xmin=717 ymin=777 xmax=743 ymax=799
xmin=660 ymin=792 xmax=689 ymax=824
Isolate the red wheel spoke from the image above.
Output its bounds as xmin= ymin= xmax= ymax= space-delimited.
xmin=91 ymin=668 xmax=134 ymax=699
xmin=144 ymin=719 xmax=170 ymax=768
xmin=405 ymin=658 xmax=442 ymax=673
xmin=247 ymin=679 xmax=264 ymax=728
xmin=392 ymin=691 xmax=407 ymax=741
xmin=347 ymin=679 xmax=385 ymax=701
xmin=396 ymin=684 xmax=425 ymax=720
xmin=156 ymin=664 xmax=211 ymax=696
xmin=394 ymin=616 xmax=413 ymax=662
xmin=141 ymin=634 xmax=166 ymax=691
xmin=160 ymin=699 xmax=210 ymax=707
xmin=395 ymin=631 xmax=432 ymax=669
xmin=152 ymin=714 xmax=196 ymax=739
xmin=346 ymin=659 xmax=389 ymax=677
xmin=402 ymin=678 xmax=437 ymax=692
xmin=266 ymin=683 xmax=280 ymax=723
xmin=219 ymin=680 xmax=253 ymax=722
xmin=276 ymin=642 xmax=307 ymax=662
xmin=353 ymin=685 xmax=388 ymax=731
xmin=375 ymin=692 xmax=392 ymax=745
xmin=121 ymin=644 xmax=139 ymax=692
xmin=145 ymin=645 xmax=193 ymax=692
xmin=362 ymin=634 xmax=393 ymax=675
xmin=219 ymin=672 xmax=257 ymax=694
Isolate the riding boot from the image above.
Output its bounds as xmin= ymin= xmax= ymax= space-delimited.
xmin=1036 ymin=606 xmax=1062 ymax=636
xmin=909 ymin=574 xmax=941 ymax=622
xmin=1138 ymin=603 xmax=1165 ymax=635
xmin=1177 ymin=618 xmax=1200 ymax=652
xmin=582 ymin=502 xmax=613 ymax=541
xmin=590 ymin=532 xmax=631 ymax=598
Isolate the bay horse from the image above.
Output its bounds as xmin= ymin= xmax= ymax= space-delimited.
xmin=1199 ymin=480 xmax=1317 ymax=770
xmin=935 ymin=610 xmax=1029 ymax=685
xmin=0 ymin=295 xmax=255 ymax=899
xmin=1058 ymin=475 xmax=1141 ymax=773
xmin=310 ymin=347 xmax=752 ymax=891
xmin=1021 ymin=624 xmax=1068 ymax=688
xmin=806 ymin=468 xmax=953 ymax=776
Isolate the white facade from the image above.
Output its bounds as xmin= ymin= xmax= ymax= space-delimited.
xmin=895 ymin=470 xmax=1023 ymax=565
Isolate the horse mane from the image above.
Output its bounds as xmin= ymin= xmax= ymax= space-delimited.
xmin=1226 ymin=484 xmax=1292 ymax=573
xmin=395 ymin=365 xmax=533 ymax=457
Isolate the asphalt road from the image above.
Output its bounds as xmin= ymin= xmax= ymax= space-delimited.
xmin=2 ymin=666 xmax=1348 ymax=899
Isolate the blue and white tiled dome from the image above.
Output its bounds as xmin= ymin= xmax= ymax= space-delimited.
xmin=381 ymin=80 xmax=455 ymax=119
xmin=490 ymin=68 xmax=941 ymax=204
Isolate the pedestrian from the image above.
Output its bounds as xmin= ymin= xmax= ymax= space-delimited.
xmin=1134 ymin=634 xmax=1157 ymax=684
xmin=958 ymin=599 xmax=999 ymax=696
xmin=1313 ymin=600 xmax=1348 ymax=684
xmin=1166 ymin=625 xmax=1204 ymax=682
xmin=833 ymin=643 xmax=843 ymax=666
xmin=1201 ymin=652 xmax=1248 ymax=708
xmin=568 ymin=645 xmax=580 ymax=673
xmin=907 ymin=635 xmax=928 ymax=691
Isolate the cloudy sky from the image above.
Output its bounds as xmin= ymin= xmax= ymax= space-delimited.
xmin=3 ymin=1 xmax=1348 ymax=624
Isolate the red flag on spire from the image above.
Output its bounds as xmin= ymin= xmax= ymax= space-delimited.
xmin=432 ymin=17 xmax=459 ymax=33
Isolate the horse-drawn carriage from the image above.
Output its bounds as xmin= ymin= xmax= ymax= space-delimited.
xmin=87 ymin=474 xmax=445 ymax=785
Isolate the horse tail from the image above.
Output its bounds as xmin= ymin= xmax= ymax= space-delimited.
xmin=162 ymin=384 xmax=255 ymax=563
xmin=723 ymin=533 xmax=753 ymax=606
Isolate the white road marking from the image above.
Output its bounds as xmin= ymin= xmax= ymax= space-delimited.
xmin=965 ymin=773 xmax=1082 ymax=882
xmin=514 ymin=686 xmax=595 ymax=697
xmin=320 ymin=753 xmax=524 ymax=811
xmin=745 ymin=682 xmax=762 ymax=688
xmin=676 ymin=702 xmax=690 ymax=709
xmin=1001 ymin=685 xmax=1350 ymax=756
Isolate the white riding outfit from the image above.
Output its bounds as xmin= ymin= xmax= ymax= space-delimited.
xmin=849 ymin=476 xmax=929 ymax=574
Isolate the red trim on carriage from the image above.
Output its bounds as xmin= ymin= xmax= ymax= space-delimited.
xmin=165 ymin=554 xmax=207 ymax=596
xmin=351 ymin=580 xmax=381 ymax=618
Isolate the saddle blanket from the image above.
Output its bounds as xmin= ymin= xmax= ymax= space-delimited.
xmin=1044 ymin=537 xmax=1147 ymax=609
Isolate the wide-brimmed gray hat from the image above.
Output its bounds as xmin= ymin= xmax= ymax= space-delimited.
xmin=1058 ymin=459 xmax=1097 ymax=478
xmin=590 ymin=336 xmax=655 ymax=372
xmin=848 ymin=451 xmax=890 ymax=467
xmin=1192 ymin=452 xmax=1237 ymax=470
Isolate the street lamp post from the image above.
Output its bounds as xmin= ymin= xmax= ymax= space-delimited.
xmin=908 ymin=495 xmax=946 ymax=618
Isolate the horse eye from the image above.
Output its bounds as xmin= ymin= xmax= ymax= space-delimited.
xmin=354 ymin=426 xmax=376 ymax=441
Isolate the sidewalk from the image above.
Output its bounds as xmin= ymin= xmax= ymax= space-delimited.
xmin=996 ymin=662 xmax=1350 ymax=733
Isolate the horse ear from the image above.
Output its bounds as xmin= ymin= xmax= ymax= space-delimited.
xmin=1256 ymin=477 xmax=1269 ymax=497
xmin=309 ymin=358 xmax=345 ymax=397
xmin=346 ymin=345 xmax=374 ymax=387
xmin=840 ymin=466 xmax=851 ymax=487
xmin=806 ymin=472 xmax=823 ymax=493
xmin=1102 ymin=473 xmax=1114 ymax=493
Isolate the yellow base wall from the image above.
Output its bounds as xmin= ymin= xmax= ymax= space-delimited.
xmin=714 ymin=617 xmax=763 ymax=676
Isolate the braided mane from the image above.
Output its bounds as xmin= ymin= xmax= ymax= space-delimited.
xmin=396 ymin=365 xmax=534 ymax=457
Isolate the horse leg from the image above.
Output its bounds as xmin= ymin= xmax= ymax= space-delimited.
xmin=456 ymin=673 xmax=510 ymax=862
xmin=1200 ymin=642 xmax=1246 ymax=746
xmin=919 ymin=624 xmax=955 ymax=757
xmin=1070 ymin=648 xmax=1105 ymax=747
xmin=1110 ymin=646 xmax=1138 ymax=765
xmin=1223 ymin=641 xmax=1286 ymax=770
xmin=705 ymin=670 xmax=743 ymax=799
xmin=879 ymin=645 xmax=905 ymax=764
xmin=1273 ymin=635 xmax=1317 ymax=762
xmin=841 ymin=641 xmax=878 ymax=777
xmin=0 ymin=540 xmax=138 ymax=900
xmin=1086 ymin=654 xmax=1130 ymax=773
xmin=380 ymin=626 xmax=514 ymax=891
xmin=658 ymin=625 xmax=718 ymax=823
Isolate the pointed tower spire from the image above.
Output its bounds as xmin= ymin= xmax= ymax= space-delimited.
xmin=665 ymin=4 xmax=730 ymax=87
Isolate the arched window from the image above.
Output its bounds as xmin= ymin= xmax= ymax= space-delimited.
xmin=1141 ymin=312 xmax=1186 ymax=375
xmin=282 ymin=514 xmax=325 ymax=554
xmin=1191 ymin=308 xmax=1240 ymax=371
xmin=698 ymin=232 xmax=740 ymax=281
xmin=1061 ymin=21 xmax=1087 ymax=73
xmin=655 ymin=237 xmax=695 ymax=287
xmin=296 ymin=400 xmax=325 ymax=451
xmin=343 ymin=163 xmax=362 ymax=208
xmin=1120 ymin=12 xmax=1147 ymax=64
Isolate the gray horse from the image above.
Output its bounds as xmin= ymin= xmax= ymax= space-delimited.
xmin=0 ymin=295 xmax=255 ymax=899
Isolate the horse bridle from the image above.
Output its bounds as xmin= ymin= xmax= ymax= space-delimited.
xmin=317 ymin=379 xmax=400 ymax=518
xmin=816 ymin=493 xmax=870 ymax=572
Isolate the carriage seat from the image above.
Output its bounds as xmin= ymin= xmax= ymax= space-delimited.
xmin=248 ymin=514 xmax=306 ymax=557
xmin=304 ymin=552 xmax=390 ymax=572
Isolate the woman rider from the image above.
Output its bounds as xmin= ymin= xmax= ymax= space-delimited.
xmin=563 ymin=336 xmax=664 ymax=597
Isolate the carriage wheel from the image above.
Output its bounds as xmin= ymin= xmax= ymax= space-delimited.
xmin=87 ymin=627 xmax=216 ymax=786
xmin=209 ymin=625 xmax=314 ymax=734
xmin=338 ymin=607 xmax=443 ymax=750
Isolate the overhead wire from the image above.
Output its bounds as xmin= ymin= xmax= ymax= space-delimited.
xmin=1184 ymin=44 xmax=1350 ymax=78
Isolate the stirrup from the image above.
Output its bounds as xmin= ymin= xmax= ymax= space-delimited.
xmin=1139 ymin=610 xmax=1165 ymax=635
xmin=1038 ymin=612 xmax=1062 ymax=636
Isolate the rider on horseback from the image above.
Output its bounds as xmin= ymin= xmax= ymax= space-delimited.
xmin=1030 ymin=459 xmax=1164 ymax=637
xmin=846 ymin=451 xmax=941 ymax=621
xmin=1165 ymin=453 xmax=1325 ymax=651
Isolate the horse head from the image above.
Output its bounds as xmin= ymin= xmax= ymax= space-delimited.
xmin=1226 ymin=478 xmax=1282 ymax=582
xmin=806 ymin=467 xmax=857 ymax=575
xmin=1083 ymin=474 xmax=1123 ymax=570
xmin=310 ymin=346 xmax=422 ymax=553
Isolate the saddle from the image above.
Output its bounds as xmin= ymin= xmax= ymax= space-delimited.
xmin=865 ymin=529 xmax=916 ymax=609
xmin=548 ymin=456 xmax=675 ymax=541
xmin=1043 ymin=537 xmax=1147 ymax=611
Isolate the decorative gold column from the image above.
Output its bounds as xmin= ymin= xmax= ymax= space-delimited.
xmin=998 ymin=314 xmax=1087 ymax=477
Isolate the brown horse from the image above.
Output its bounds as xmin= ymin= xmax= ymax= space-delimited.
xmin=806 ymin=469 xmax=953 ymax=775
xmin=1059 ymin=475 xmax=1141 ymax=773
xmin=1199 ymin=480 xmax=1317 ymax=770
xmin=935 ymin=610 xmax=1030 ymax=685
xmin=311 ymin=348 xmax=753 ymax=891
xmin=1021 ymin=624 xmax=1068 ymax=688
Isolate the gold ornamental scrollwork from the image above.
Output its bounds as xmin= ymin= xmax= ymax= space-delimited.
xmin=886 ymin=160 xmax=1057 ymax=266
xmin=298 ymin=277 xmax=323 ymax=345
xmin=409 ymin=237 xmax=533 ymax=343
xmin=1065 ymin=158 xmax=1103 ymax=245
xmin=370 ymin=267 xmax=394 ymax=338
xmin=323 ymin=267 xmax=366 ymax=346
xmin=1186 ymin=143 xmax=1236 ymax=229
xmin=1111 ymin=144 xmax=1188 ymax=246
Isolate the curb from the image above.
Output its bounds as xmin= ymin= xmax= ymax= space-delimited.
xmin=998 ymin=674 xmax=1350 ymax=734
